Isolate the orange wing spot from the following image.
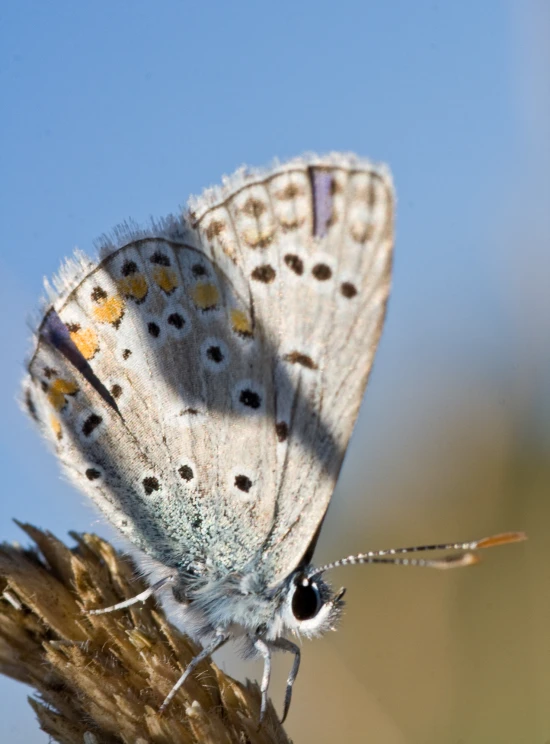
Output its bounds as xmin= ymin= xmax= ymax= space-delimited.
xmin=219 ymin=236 xmax=238 ymax=262
xmin=476 ymin=532 xmax=528 ymax=549
xmin=50 ymin=414 xmax=62 ymax=440
xmin=242 ymin=227 xmax=275 ymax=249
xmin=47 ymin=378 xmax=79 ymax=411
xmin=242 ymin=197 xmax=266 ymax=217
xmin=152 ymin=266 xmax=179 ymax=294
xmin=70 ymin=327 xmax=99 ymax=360
xmin=231 ymin=308 xmax=253 ymax=337
xmin=191 ymin=282 xmax=220 ymax=310
xmin=92 ymin=295 xmax=125 ymax=325
xmin=279 ymin=216 xmax=305 ymax=231
xmin=274 ymin=183 xmax=304 ymax=200
xmin=205 ymin=220 xmax=225 ymax=240
xmin=204 ymin=220 xmax=238 ymax=261
xmin=117 ymin=274 xmax=148 ymax=301
xmin=350 ymin=221 xmax=374 ymax=244
xmin=355 ymin=183 xmax=376 ymax=207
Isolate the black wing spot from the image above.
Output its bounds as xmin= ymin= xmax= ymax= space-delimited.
xmin=179 ymin=465 xmax=194 ymax=481
xmin=122 ymin=348 xmax=132 ymax=360
xmin=239 ymin=389 xmax=261 ymax=409
xmin=206 ymin=345 xmax=224 ymax=363
xmin=150 ymin=251 xmax=171 ymax=266
xmin=148 ymin=322 xmax=160 ymax=338
xmin=235 ymin=474 xmax=252 ymax=492
xmin=167 ymin=312 xmax=185 ymax=329
xmin=143 ymin=476 xmax=160 ymax=495
xmin=284 ymin=254 xmax=304 ymax=275
xmin=110 ymin=384 xmax=122 ymax=399
xmin=341 ymin=282 xmax=358 ymax=298
xmin=251 ymin=265 xmax=276 ymax=283
xmin=82 ymin=413 xmax=102 ymax=437
xmin=312 ymin=263 xmax=332 ymax=281
xmin=85 ymin=468 xmax=101 ymax=481
xmin=276 ymin=421 xmax=288 ymax=442
xmin=122 ymin=260 xmax=138 ymax=276
xmin=192 ymin=263 xmax=207 ymax=277
xmin=91 ymin=286 xmax=108 ymax=302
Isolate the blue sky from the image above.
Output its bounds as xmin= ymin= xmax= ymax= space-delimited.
xmin=1 ymin=2 xmax=548 ymax=741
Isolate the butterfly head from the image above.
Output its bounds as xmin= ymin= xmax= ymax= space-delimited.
xmin=277 ymin=572 xmax=346 ymax=639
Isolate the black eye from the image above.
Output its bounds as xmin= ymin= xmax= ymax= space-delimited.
xmin=292 ymin=582 xmax=322 ymax=621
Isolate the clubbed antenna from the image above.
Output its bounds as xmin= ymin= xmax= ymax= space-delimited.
xmin=309 ymin=531 xmax=527 ymax=577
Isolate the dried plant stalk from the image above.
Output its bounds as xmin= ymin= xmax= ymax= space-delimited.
xmin=0 ymin=524 xmax=290 ymax=744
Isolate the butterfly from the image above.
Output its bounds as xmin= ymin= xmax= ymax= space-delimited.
xmin=22 ymin=153 xmax=525 ymax=721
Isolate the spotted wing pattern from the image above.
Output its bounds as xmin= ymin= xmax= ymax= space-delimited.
xmin=22 ymin=153 xmax=394 ymax=586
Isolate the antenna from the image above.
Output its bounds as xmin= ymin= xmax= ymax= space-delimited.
xmin=309 ymin=531 xmax=527 ymax=577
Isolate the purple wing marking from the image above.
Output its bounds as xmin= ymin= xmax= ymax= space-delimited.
xmin=309 ymin=169 xmax=333 ymax=238
xmin=41 ymin=309 xmax=120 ymax=413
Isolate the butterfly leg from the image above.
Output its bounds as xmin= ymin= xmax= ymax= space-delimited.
xmin=159 ymin=631 xmax=229 ymax=713
xmin=86 ymin=575 xmax=174 ymax=615
xmin=271 ymin=637 xmax=301 ymax=723
xmin=254 ymin=638 xmax=272 ymax=722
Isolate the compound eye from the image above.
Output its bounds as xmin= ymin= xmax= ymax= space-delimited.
xmin=291 ymin=581 xmax=322 ymax=621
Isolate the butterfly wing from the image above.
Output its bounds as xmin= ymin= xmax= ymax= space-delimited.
xmin=23 ymin=153 xmax=393 ymax=586
xmin=190 ymin=154 xmax=394 ymax=584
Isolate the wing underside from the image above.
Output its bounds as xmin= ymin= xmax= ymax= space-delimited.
xmin=23 ymin=153 xmax=394 ymax=585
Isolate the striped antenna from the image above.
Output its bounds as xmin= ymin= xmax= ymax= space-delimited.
xmin=308 ymin=531 xmax=527 ymax=578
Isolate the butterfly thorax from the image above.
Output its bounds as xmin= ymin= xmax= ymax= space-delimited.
xmin=155 ymin=561 xmax=345 ymax=650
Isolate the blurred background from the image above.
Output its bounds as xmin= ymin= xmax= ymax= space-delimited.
xmin=1 ymin=1 xmax=548 ymax=742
